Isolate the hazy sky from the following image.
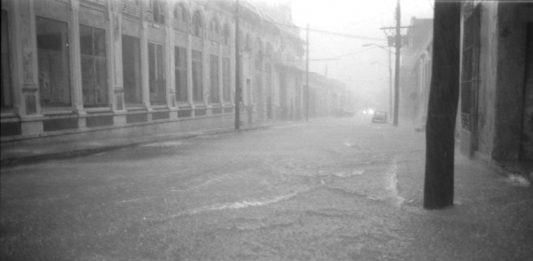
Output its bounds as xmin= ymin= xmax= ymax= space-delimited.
xmin=288 ymin=0 xmax=434 ymax=109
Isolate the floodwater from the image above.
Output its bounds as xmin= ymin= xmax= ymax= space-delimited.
xmin=1 ymin=118 xmax=531 ymax=260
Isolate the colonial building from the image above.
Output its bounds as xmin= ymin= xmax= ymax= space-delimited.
xmin=308 ymin=72 xmax=353 ymax=118
xmin=399 ymin=17 xmax=433 ymax=127
xmin=459 ymin=1 xmax=533 ymax=171
xmin=0 ymin=0 xmax=305 ymax=143
xmin=402 ymin=2 xmax=533 ymax=173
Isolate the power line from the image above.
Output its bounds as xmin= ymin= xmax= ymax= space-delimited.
xmin=307 ymin=27 xmax=386 ymax=41
xmin=198 ymin=1 xmax=387 ymax=42
xmin=311 ymin=47 xmax=378 ymax=61
xmin=265 ymin=20 xmax=386 ymax=42
xmin=281 ymin=46 xmax=384 ymax=62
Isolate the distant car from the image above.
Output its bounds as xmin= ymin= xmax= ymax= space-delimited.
xmin=372 ymin=111 xmax=388 ymax=123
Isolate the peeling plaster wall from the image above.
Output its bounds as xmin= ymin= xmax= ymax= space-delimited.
xmin=474 ymin=2 xmax=530 ymax=162
xmin=476 ymin=2 xmax=498 ymax=157
xmin=492 ymin=3 xmax=528 ymax=161
xmin=1 ymin=0 xmax=305 ymax=142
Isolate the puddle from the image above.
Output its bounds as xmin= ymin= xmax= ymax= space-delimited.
xmin=141 ymin=141 xmax=184 ymax=147
xmin=334 ymin=170 xmax=364 ymax=178
xmin=343 ymin=142 xmax=361 ymax=149
xmin=385 ymin=158 xmax=405 ymax=206
xmin=170 ymin=173 xmax=233 ymax=192
xmin=167 ymin=187 xmax=316 ymax=219
xmin=506 ymin=175 xmax=530 ymax=187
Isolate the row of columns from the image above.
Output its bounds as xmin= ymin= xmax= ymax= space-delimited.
xmin=5 ymin=0 xmax=301 ymax=137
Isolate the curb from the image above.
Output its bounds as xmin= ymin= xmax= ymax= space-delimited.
xmin=1 ymin=124 xmax=274 ymax=168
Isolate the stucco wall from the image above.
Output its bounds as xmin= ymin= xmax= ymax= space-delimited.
xmin=476 ymin=2 xmax=498 ymax=157
xmin=492 ymin=3 xmax=529 ymax=161
xmin=1 ymin=0 xmax=305 ymax=143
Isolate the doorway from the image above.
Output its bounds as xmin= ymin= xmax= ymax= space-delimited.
xmin=521 ymin=23 xmax=533 ymax=160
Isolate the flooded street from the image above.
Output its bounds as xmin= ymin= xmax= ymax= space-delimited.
xmin=2 ymin=0 xmax=533 ymax=259
xmin=2 ymin=118 xmax=531 ymax=260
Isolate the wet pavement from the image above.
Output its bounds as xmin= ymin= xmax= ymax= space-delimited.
xmin=1 ymin=118 xmax=532 ymax=260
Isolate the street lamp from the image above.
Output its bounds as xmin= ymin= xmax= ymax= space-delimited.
xmin=363 ymin=44 xmax=393 ymax=121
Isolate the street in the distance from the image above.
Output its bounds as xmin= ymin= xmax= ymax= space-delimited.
xmin=1 ymin=118 xmax=531 ymax=260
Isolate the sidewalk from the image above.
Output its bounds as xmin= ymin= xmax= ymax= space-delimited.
xmin=0 ymin=123 xmax=276 ymax=167
xmin=398 ymin=152 xmax=532 ymax=207
xmin=395 ymin=148 xmax=533 ymax=260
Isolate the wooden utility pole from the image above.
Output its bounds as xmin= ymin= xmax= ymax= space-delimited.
xmin=393 ymin=0 xmax=401 ymax=126
xmin=234 ymin=0 xmax=241 ymax=130
xmin=305 ymin=24 xmax=310 ymax=122
xmin=387 ymin=48 xmax=393 ymax=120
xmin=423 ymin=0 xmax=461 ymax=209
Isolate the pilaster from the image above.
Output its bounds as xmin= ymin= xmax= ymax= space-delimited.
xmin=187 ymin=35 xmax=194 ymax=106
xmin=165 ymin=4 xmax=175 ymax=109
xmin=218 ymin=44 xmax=224 ymax=105
xmin=203 ymin=39 xmax=208 ymax=107
xmin=14 ymin=0 xmax=43 ymax=135
xmin=70 ymin=0 xmax=85 ymax=115
xmin=14 ymin=0 xmax=40 ymax=118
xmin=109 ymin=0 xmax=125 ymax=113
xmin=140 ymin=4 xmax=151 ymax=111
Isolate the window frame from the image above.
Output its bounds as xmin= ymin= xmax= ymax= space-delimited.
xmin=173 ymin=4 xmax=189 ymax=32
xmin=80 ymin=24 xmax=108 ymax=108
xmin=122 ymin=34 xmax=143 ymax=107
xmin=148 ymin=42 xmax=166 ymax=105
xmin=192 ymin=49 xmax=203 ymax=103
xmin=222 ymin=57 xmax=231 ymax=102
xmin=222 ymin=23 xmax=230 ymax=45
xmin=209 ymin=54 xmax=220 ymax=104
xmin=209 ymin=17 xmax=220 ymax=42
xmin=152 ymin=0 xmax=165 ymax=24
xmin=1 ymin=9 xmax=13 ymax=111
xmin=36 ymin=16 xmax=72 ymax=109
xmin=192 ymin=10 xmax=204 ymax=38
xmin=174 ymin=46 xmax=188 ymax=103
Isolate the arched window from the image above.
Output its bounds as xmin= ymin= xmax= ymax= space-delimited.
xmin=209 ymin=17 xmax=220 ymax=41
xmin=255 ymin=38 xmax=263 ymax=70
xmin=245 ymin=34 xmax=251 ymax=52
xmin=222 ymin=23 xmax=230 ymax=45
xmin=152 ymin=0 xmax=165 ymax=24
xmin=173 ymin=4 xmax=190 ymax=32
xmin=192 ymin=10 xmax=204 ymax=37
xmin=266 ymin=43 xmax=273 ymax=60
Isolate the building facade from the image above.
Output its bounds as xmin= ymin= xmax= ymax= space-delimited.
xmin=0 ymin=0 xmax=305 ymax=143
xmin=459 ymin=1 xmax=533 ymax=170
xmin=399 ymin=17 xmax=433 ymax=128
xmin=402 ymin=1 xmax=533 ymax=172
xmin=308 ymin=72 xmax=353 ymax=118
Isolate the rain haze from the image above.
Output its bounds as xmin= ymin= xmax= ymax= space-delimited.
xmin=290 ymin=0 xmax=433 ymax=110
xmin=1 ymin=0 xmax=532 ymax=260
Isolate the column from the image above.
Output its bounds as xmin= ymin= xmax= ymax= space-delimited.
xmin=165 ymin=5 xmax=176 ymax=111
xmin=109 ymin=0 xmax=124 ymax=112
xmin=218 ymin=44 xmax=224 ymax=106
xmin=202 ymin=39 xmax=208 ymax=107
xmin=70 ymin=0 xmax=85 ymax=120
xmin=140 ymin=4 xmax=150 ymax=111
xmin=109 ymin=0 xmax=127 ymax=125
xmin=231 ymin=39 xmax=236 ymax=106
xmin=15 ymin=0 xmax=42 ymax=135
xmin=187 ymin=35 xmax=193 ymax=106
